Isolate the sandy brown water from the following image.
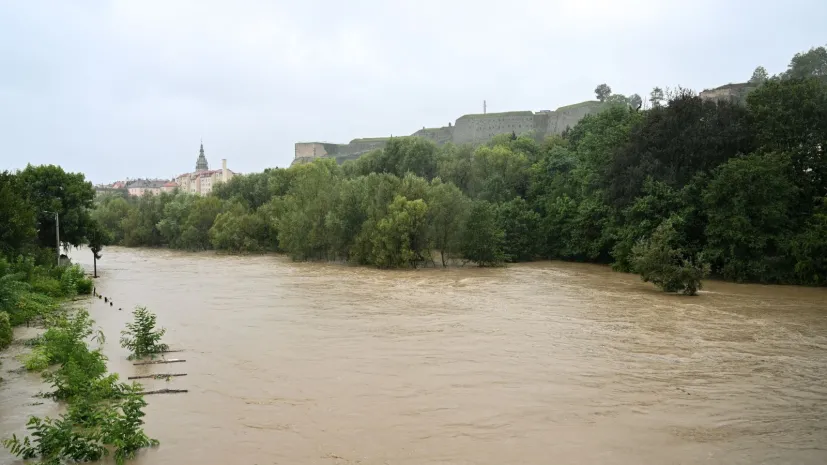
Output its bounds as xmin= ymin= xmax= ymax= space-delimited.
xmin=1 ymin=247 xmax=826 ymax=465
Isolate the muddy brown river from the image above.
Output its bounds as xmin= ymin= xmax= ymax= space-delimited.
xmin=1 ymin=248 xmax=826 ymax=464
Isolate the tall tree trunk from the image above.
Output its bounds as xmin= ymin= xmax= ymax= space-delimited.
xmin=93 ymin=254 xmax=97 ymax=278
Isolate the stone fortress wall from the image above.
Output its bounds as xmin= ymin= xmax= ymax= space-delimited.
xmin=292 ymin=82 xmax=750 ymax=166
xmin=293 ymin=100 xmax=608 ymax=166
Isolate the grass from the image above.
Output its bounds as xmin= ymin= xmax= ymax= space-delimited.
xmin=555 ymin=100 xmax=604 ymax=112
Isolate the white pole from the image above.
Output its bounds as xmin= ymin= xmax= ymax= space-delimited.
xmin=55 ymin=212 xmax=60 ymax=265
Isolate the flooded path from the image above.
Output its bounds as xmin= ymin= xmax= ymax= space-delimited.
xmin=2 ymin=247 xmax=826 ymax=464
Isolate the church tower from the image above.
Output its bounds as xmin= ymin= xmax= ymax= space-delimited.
xmin=195 ymin=142 xmax=209 ymax=172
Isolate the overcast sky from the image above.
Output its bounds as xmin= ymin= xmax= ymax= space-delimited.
xmin=1 ymin=0 xmax=825 ymax=184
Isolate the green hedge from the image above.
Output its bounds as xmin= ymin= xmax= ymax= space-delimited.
xmin=0 ymin=311 xmax=12 ymax=350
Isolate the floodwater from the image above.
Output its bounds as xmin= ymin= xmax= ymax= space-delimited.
xmin=1 ymin=248 xmax=826 ymax=465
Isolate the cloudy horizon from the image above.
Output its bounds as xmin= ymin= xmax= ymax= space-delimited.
xmin=1 ymin=0 xmax=825 ymax=184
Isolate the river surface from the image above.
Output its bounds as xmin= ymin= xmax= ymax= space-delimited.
xmin=1 ymin=248 xmax=826 ymax=465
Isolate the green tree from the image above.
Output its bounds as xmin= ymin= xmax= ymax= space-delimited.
xmin=606 ymin=91 xmax=754 ymax=207
xmin=469 ymin=144 xmax=531 ymax=202
xmin=612 ymin=178 xmax=683 ymax=272
xmin=747 ymin=77 xmax=827 ymax=200
xmin=783 ymin=45 xmax=827 ymax=79
xmin=461 ymin=201 xmax=506 ymax=266
xmin=426 ymin=179 xmax=469 ymax=266
xmin=628 ymin=93 xmax=642 ymax=109
xmin=630 ymin=216 xmax=709 ymax=295
xmin=649 ymin=87 xmax=665 ymax=108
xmin=178 ymin=196 xmax=224 ymax=250
xmin=156 ymin=194 xmax=195 ymax=248
xmin=703 ymin=153 xmax=798 ymax=282
xmin=497 ymin=197 xmax=540 ymax=262
xmin=120 ymin=306 xmax=168 ymax=359
xmin=594 ymin=83 xmax=612 ymax=102
xmin=209 ymin=203 xmax=273 ymax=252
xmin=121 ymin=193 xmax=169 ymax=247
xmin=789 ymin=197 xmax=827 ymax=285
xmin=91 ymin=196 xmax=131 ymax=245
xmin=16 ymin=165 xmax=96 ymax=253
xmin=0 ymin=171 xmax=36 ymax=258
xmin=368 ymin=195 xmax=429 ymax=268
xmin=436 ymin=144 xmax=474 ymax=193
xmin=749 ymin=65 xmax=769 ymax=84
xmin=86 ymin=221 xmax=112 ymax=278
xmin=606 ymin=94 xmax=629 ymax=106
xmin=278 ymin=159 xmax=343 ymax=260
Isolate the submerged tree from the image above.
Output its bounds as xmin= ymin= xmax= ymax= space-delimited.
xmin=120 ymin=307 xmax=168 ymax=359
xmin=630 ymin=217 xmax=710 ymax=295
xmin=86 ymin=221 xmax=111 ymax=278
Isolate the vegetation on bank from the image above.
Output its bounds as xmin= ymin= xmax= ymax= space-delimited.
xmin=0 ymin=163 xmax=157 ymax=463
xmin=3 ymin=310 xmax=158 ymax=465
xmin=1 ymin=163 xmax=102 ymax=349
xmin=91 ymin=46 xmax=827 ymax=292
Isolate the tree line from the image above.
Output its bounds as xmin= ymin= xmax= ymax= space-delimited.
xmin=89 ymin=45 xmax=827 ymax=292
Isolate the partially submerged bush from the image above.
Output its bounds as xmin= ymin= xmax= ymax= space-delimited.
xmin=3 ymin=385 xmax=158 ymax=465
xmin=120 ymin=306 xmax=168 ymax=359
xmin=3 ymin=309 xmax=159 ymax=464
xmin=58 ymin=265 xmax=90 ymax=297
xmin=631 ymin=217 xmax=710 ymax=295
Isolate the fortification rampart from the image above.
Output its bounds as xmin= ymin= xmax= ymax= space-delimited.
xmin=292 ymin=100 xmax=606 ymax=166
xmin=698 ymin=82 xmax=756 ymax=103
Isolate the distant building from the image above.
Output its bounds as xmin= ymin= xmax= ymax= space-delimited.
xmin=126 ymin=179 xmax=174 ymax=197
xmin=175 ymin=143 xmax=235 ymax=196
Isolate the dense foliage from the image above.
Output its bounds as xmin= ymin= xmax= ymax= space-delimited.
xmin=3 ymin=311 xmax=158 ymax=465
xmin=1 ymin=163 xmax=102 ymax=328
xmin=91 ymin=47 xmax=827 ymax=291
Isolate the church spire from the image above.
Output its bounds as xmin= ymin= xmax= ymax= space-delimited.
xmin=195 ymin=141 xmax=209 ymax=172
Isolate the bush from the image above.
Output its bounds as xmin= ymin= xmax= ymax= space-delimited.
xmin=3 ymin=386 xmax=158 ymax=464
xmin=58 ymin=265 xmax=88 ymax=297
xmin=120 ymin=307 xmax=168 ymax=359
xmin=0 ymin=311 xmax=12 ymax=350
xmin=29 ymin=276 xmax=62 ymax=298
xmin=3 ymin=309 xmax=160 ymax=464
xmin=21 ymin=345 xmax=50 ymax=371
xmin=75 ymin=276 xmax=93 ymax=295
xmin=631 ymin=217 xmax=710 ymax=295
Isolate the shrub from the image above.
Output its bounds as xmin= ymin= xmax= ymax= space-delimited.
xmin=4 ymin=309 xmax=159 ymax=464
xmin=30 ymin=276 xmax=63 ymax=298
xmin=3 ymin=386 xmax=158 ymax=465
xmin=631 ymin=217 xmax=710 ymax=295
xmin=0 ymin=311 xmax=12 ymax=350
xmin=120 ymin=307 xmax=168 ymax=359
xmin=21 ymin=345 xmax=50 ymax=371
xmin=75 ymin=276 xmax=93 ymax=295
xmin=58 ymin=265 xmax=88 ymax=297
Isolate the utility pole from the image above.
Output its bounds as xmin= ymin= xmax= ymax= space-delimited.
xmin=55 ymin=211 xmax=60 ymax=265
xmin=44 ymin=211 xmax=60 ymax=266
xmin=483 ymin=100 xmax=487 ymax=114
